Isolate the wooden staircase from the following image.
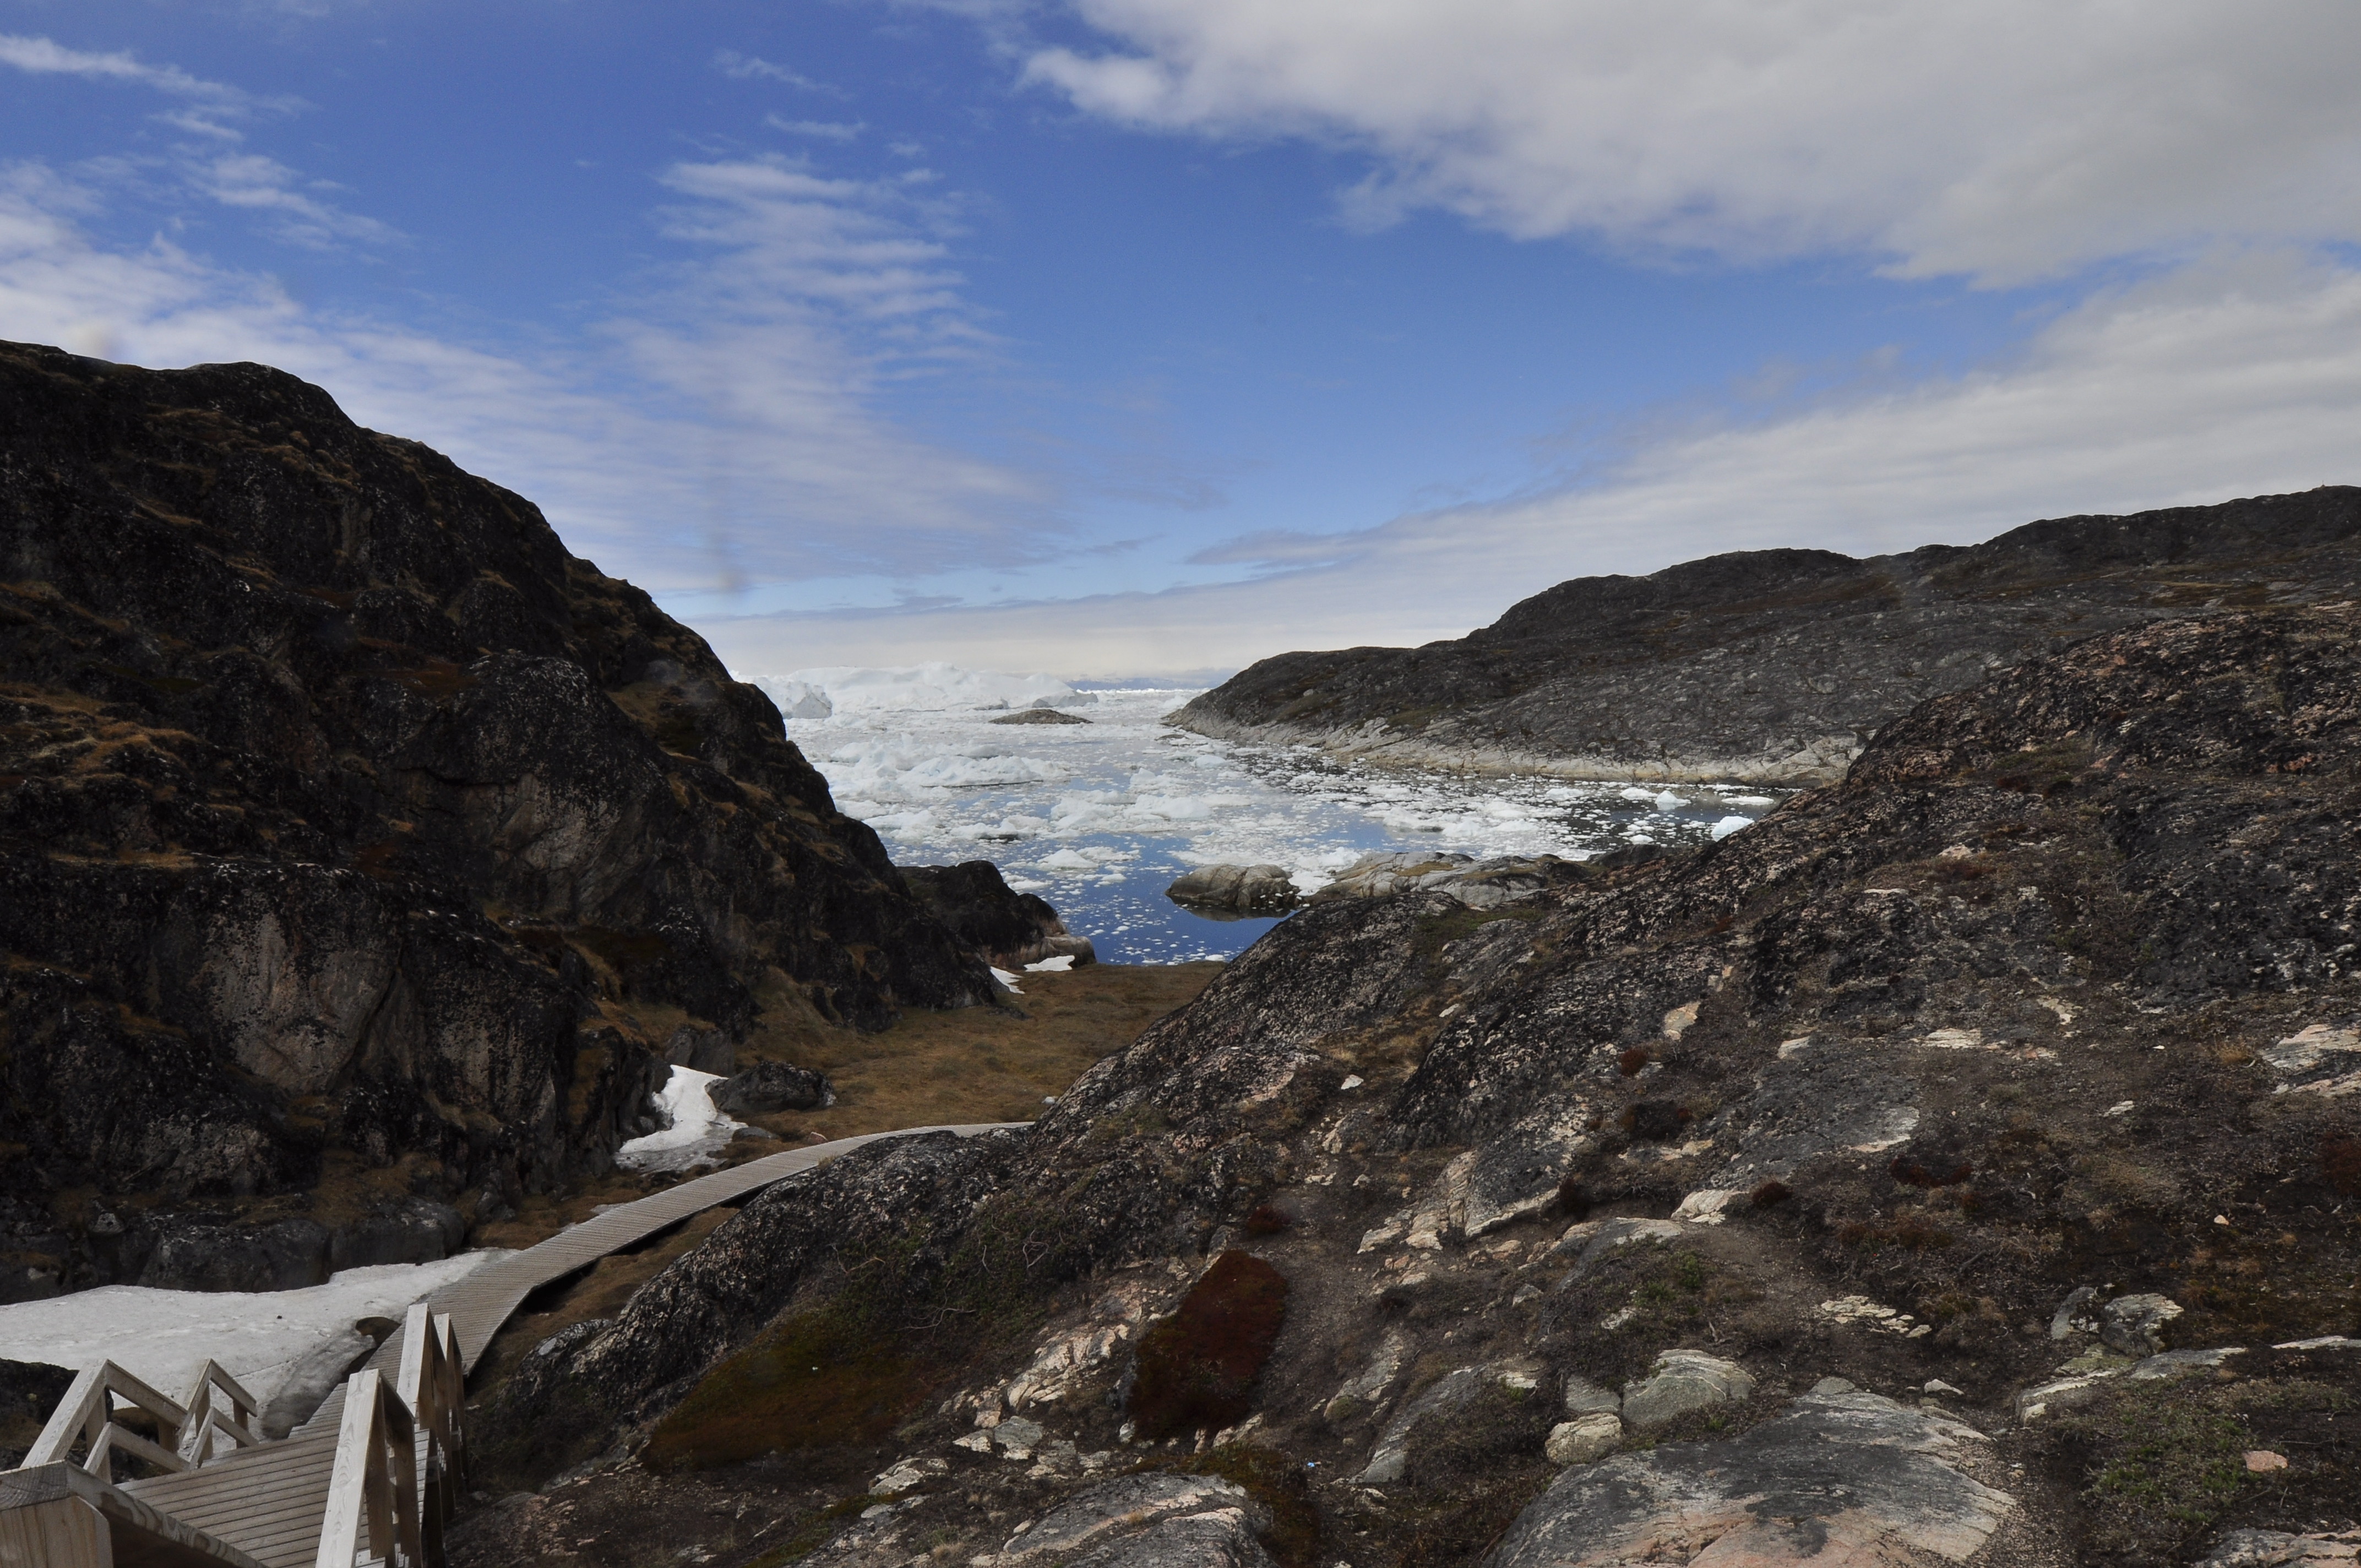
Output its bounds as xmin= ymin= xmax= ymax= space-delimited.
xmin=0 ymin=1123 xmax=1020 ymax=1567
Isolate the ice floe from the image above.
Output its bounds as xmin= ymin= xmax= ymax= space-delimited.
xmin=757 ymin=664 xmax=1786 ymax=963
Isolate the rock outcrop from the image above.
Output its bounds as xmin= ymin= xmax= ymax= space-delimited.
xmin=1166 ymin=864 xmax=1299 ymax=916
xmin=1168 ymin=487 xmax=2361 ymax=784
xmin=465 ymin=604 xmax=2361 ymax=1568
xmin=0 ymin=340 xmax=995 ymax=1300
xmin=901 ymin=859 xmax=1097 ymax=969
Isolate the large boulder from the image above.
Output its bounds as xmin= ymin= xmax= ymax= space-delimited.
xmin=1490 ymin=1390 xmax=2016 ymax=1567
xmin=901 ymin=861 xmax=1095 ymax=969
xmin=1166 ymin=864 xmax=1299 ymax=916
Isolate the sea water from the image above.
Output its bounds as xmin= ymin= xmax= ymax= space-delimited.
xmin=767 ymin=666 xmax=1782 ymax=965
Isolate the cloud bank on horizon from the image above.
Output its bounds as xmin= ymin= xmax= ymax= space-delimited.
xmin=1 ymin=3 xmax=2358 ymax=681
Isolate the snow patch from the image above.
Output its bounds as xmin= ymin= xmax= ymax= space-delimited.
xmin=616 ymin=1066 xmax=744 ymax=1173
xmin=0 ymin=1252 xmax=502 ymax=1413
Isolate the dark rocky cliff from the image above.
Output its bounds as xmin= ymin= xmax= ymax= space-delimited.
xmin=474 ymin=606 xmax=2361 ymax=1567
xmin=0 ymin=341 xmax=995 ymax=1301
xmin=1169 ymin=489 xmax=2361 ymax=785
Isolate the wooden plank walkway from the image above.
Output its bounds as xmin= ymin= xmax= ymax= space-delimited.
xmin=19 ymin=1121 xmax=1024 ymax=1566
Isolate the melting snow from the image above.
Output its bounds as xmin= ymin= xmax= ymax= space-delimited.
xmin=616 ymin=1066 xmax=744 ymax=1173
xmin=0 ymin=1252 xmax=502 ymax=1410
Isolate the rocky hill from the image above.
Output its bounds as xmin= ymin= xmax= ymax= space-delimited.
xmin=1168 ymin=489 xmax=2361 ymax=785
xmin=467 ymin=606 xmax=2361 ymax=1567
xmin=0 ymin=341 xmax=997 ymax=1302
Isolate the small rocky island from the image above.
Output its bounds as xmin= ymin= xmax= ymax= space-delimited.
xmin=4 ymin=340 xmax=2357 ymax=1567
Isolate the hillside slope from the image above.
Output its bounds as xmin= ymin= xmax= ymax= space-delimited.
xmin=1169 ymin=489 xmax=2361 ymax=785
xmin=475 ymin=606 xmax=2361 ymax=1567
xmin=0 ymin=341 xmax=994 ymax=1302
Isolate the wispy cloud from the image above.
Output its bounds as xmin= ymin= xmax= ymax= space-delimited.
xmin=713 ymin=50 xmax=841 ymax=95
xmin=0 ymin=33 xmax=242 ymax=100
xmin=701 ymin=246 xmax=2361 ymax=679
xmin=766 ymin=116 xmax=865 ymax=142
xmin=194 ymin=154 xmax=400 ymax=249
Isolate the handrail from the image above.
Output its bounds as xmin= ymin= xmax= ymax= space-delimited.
xmin=313 ymin=1368 xmax=422 ymax=1568
xmin=177 ymin=1360 xmax=265 ymax=1466
xmin=394 ymin=1303 xmax=467 ymax=1556
xmin=25 ymin=1360 xmax=193 ymax=1480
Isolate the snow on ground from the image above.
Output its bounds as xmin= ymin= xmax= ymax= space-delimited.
xmin=0 ymin=1251 xmax=501 ymax=1409
xmin=750 ymin=665 xmax=1786 ymax=964
xmin=616 ymin=1067 xmax=744 ymax=1173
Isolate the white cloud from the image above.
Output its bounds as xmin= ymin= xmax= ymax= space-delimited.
xmin=193 ymin=153 xmax=400 ymax=249
xmin=0 ymin=32 xmax=243 ymax=101
xmin=1020 ymin=1 xmax=2361 ymax=283
xmin=0 ymin=153 xmax=1058 ymax=593
xmin=768 ymin=116 xmax=865 ymax=141
xmin=714 ymin=50 xmax=837 ymax=93
xmin=700 ymin=248 xmax=2361 ymax=678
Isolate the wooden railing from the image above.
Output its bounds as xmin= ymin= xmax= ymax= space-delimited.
xmin=24 ymin=1361 xmax=193 ymax=1482
xmin=312 ymin=1370 xmax=420 ymax=1568
xmin=394 ymin=1304 xmax=466 ymax=1559
xmin=176 ymin=1361 xmax=265 ymax=1467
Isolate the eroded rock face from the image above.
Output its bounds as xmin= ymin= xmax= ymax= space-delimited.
xmin=902 ymin=859 xmax=1097 ymax=968
xmin=1166 ymin=864 xmax=1299 ymax=916
xmin=1169 ymin=489 xmax=2361 ymax=784
xmin=0 ymin=342 xmax=993 ymax=1295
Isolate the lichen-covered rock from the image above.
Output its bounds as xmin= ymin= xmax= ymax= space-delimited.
xmin=1618 ymin=1348 xmax=1755 ymax=1431
xmin=902 ymin=859 xmax=1096 ymax=968
xmin=1490 ymin=1390 xmax=2014 ymax=1566
xmin=998 ymin=1473 xmax=1271 ymax=1565
xmin=1166 ymin=863 xmax=1299 ymax=916
xmin=710 ymin=1060 xmax=834 ymax=1115
xmin=1545 ymin=1413 xmax=1622 ymax=1466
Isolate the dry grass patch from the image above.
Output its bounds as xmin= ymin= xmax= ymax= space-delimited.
xmin=747 ymin=961 xmax=1223 ymax=1144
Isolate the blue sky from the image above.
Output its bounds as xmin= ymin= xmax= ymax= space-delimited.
xmin=5 ymin=3 xmax=2360 ymax=681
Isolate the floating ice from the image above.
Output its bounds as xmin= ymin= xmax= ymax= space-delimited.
xmin=1710 ymin=815 xmax=1753 ymax=841
xmin=749 ymin=665 xmax=1784 ymax=963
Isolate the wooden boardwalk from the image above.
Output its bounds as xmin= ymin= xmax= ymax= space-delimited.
xmin=6 ymin=1121 xmax=1024 ymax=1566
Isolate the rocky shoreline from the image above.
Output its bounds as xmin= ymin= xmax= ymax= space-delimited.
xmin=1169 ymin=489 xmax=2361 ymax=786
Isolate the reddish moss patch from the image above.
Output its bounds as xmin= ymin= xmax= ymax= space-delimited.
xmin=1749 ymin=1179 xmax=1791 ymax=1208
xmin=2321 ymin=1131 xmax=2361 ymax=1197
xmin=1242 ymin=1204 xmax=1293 ymax=1237
xmin=1616 ymin=1047 xmax=1651 ymax=1077
xmin=1127 ymin=1251 xmax=1289 ymax=1441
xmin=641 ymin=1309 xmax=935 ymax=1476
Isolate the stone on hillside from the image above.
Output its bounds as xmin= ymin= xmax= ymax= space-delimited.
xmin=1490 ymin=1388 xmax=2015 ymax=1568
xmin=711 ymin=1060 xmax=834 ymax=1115
xmin=869 ymin=1455 xmax=948 ymax=1496
xmin=1000 ymin=1473 xmax=1272 ymax=1566
xmin=1546 ymin=1413 xmax=1623 ymax=1466
xmin=664 ymin=1025 xmax=737 ymax=1075
xmin=1358 ymin=1361 xmax=1541 ymax=1485
xmin=1563 ymin=1374 xmax=1621 ymax=1417
xmin=1166 ymin=864 xmax=1299 ymax=916
xmin=2198 ymin=1526 xmax=2361 ymax=1565
xmin=2098 ymin=1292 xmax=2184 ymax=1355
xmin=1620 ymin=1349 xmax=1755 ymax=1431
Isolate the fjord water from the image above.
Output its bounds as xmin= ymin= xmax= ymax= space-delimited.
xmin=772 ymin=668 xmax=1779 ymax=964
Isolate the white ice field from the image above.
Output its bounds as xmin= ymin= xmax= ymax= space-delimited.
xmin=765 ymin=664 xmax=1783 ymax=963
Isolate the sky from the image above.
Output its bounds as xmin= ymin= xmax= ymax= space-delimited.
xmin=3 ymin=2 xmax=2359 ymax=683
